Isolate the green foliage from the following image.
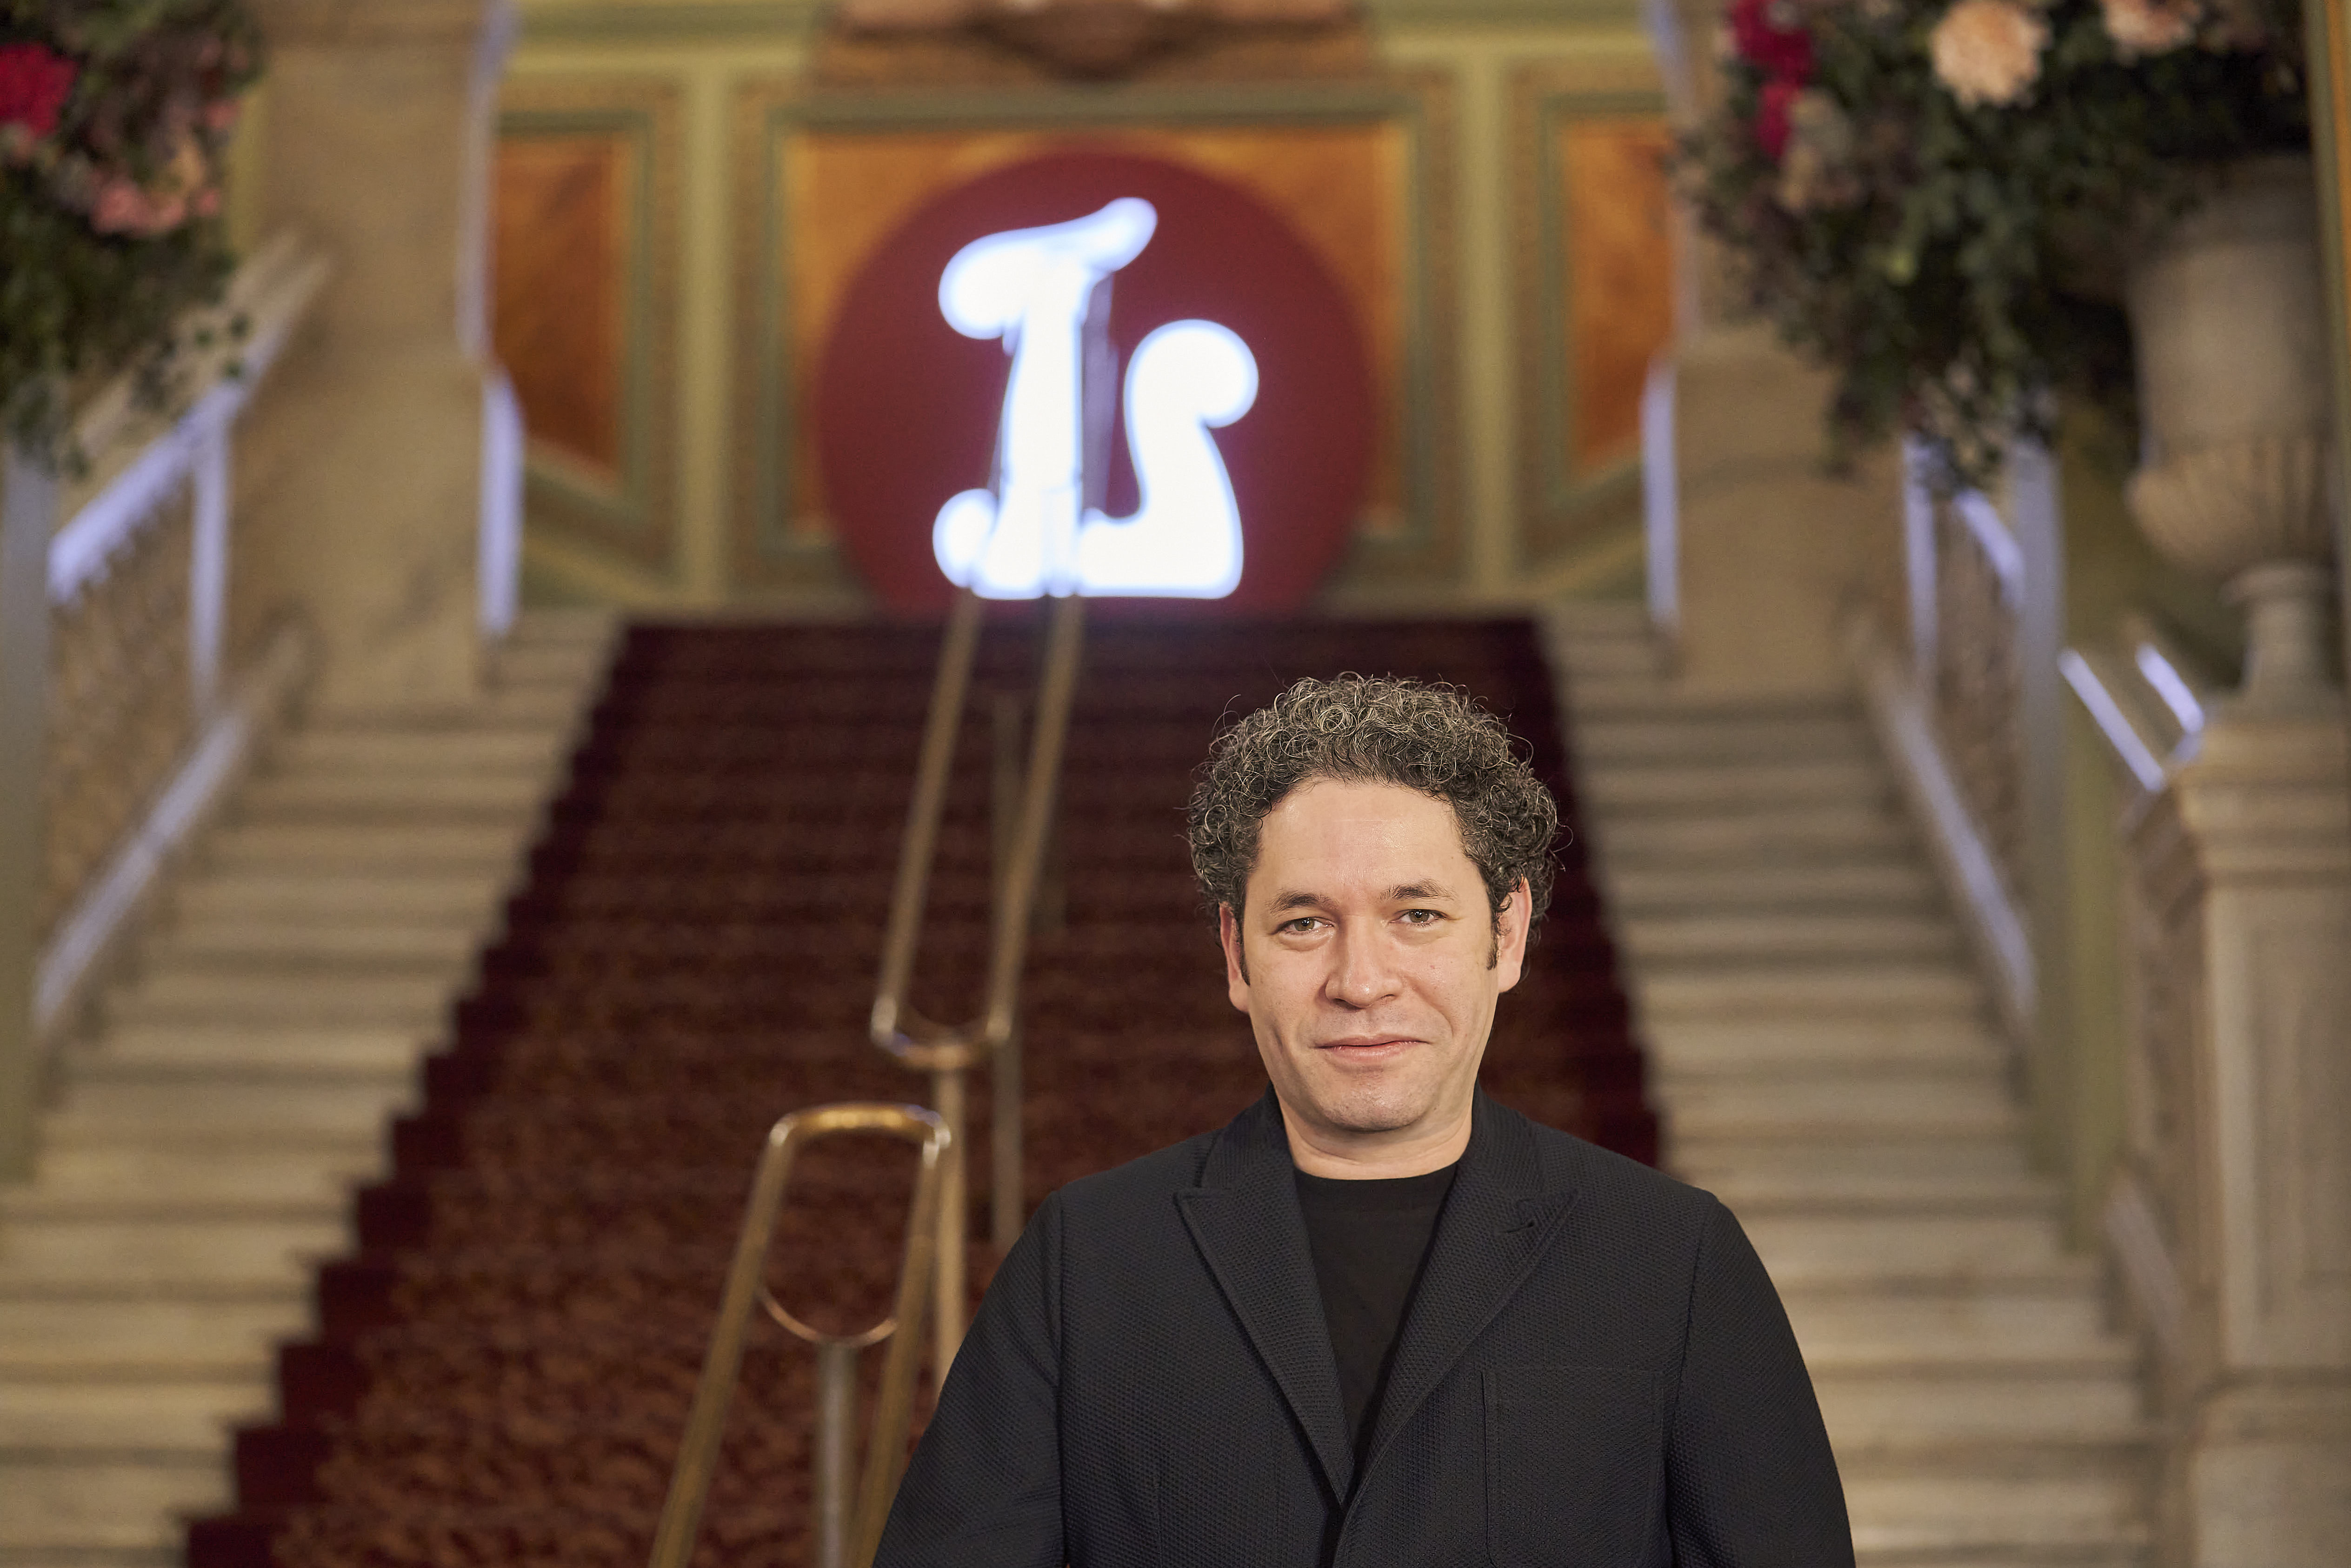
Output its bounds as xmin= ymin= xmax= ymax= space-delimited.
xmin=0 ymin=0 xmax=262 ymax=466
xmin=1683 ymin=0 xmax=2309 ymax=489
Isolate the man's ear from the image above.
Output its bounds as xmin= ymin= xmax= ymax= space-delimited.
xmin=1219 ymin=903 xmax=1252 ymax=1011
xmin=1493 ymin=878 xmax=1532 ymax=992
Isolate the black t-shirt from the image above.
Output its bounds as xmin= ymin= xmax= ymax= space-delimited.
xmin=1292 ymin=1160 xmax=1460 ymax=1458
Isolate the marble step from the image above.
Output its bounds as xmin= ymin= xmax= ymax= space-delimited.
xmin=1586 ymin=759 xmax=1892 ymax=812
xmin=80 ymin=1023 xmax=429 ymax=1082
xmin=1541 ymin=631 xmax=1663 ymax=678
xmin=477 ymin=682 xmax=600 ymax=728
xmin=1814 ymin=1365 xmax=2148 ymax=1445
xmin=162 ymin=917 xmax=486 ymax=968
xmin=1599 ymin=860 xmax=1943 ymax=914
xmin=24 ymin=1137 xmax=381 ymax=1209
xmin=1571 ymin=713 xmax=1876 ymax=766
xmin=1783 ymin=1290 xmax=2126 ymax=1364
xmin=271 ymin=726 xmax=570 ymax=778
xmin=47 ymin=1080 xmax=415 ymax=1142
xmin=107 ymin=964 xmax=460 ymax=1028
xmin=1644 ymin=1017 xmax=2006 ymax=1074
xmin=1666 ymin=1071 xmax=2021 ymax=1139
xmin=1623 ymin=911 xmax=1959 ymax=964
xmin=1676 ymin=1140 xmax=2043 ymax=1209
xmin=0 ymin=1215 xmax=345 ymax=1289
xmin=173 ymin=870 xmax=506 ymax=927
xmin=1845 ymin=1474 xmax=2151 ymax=1565
xmin=237 ymin=769 xmax=552 ymax=820
xmin=0 ymin=1294 xmax=306 ymax=1379
xmin=1740 ymin=1214 xmax=2075 ymax=1286
xmin=1638 ymin=964 xmax=1984 ymax=1019
xmin=1597 ymin=808 xmax=1915 ymax=864
xmin=202 ymin=821 xmax=522 ymax=873
xmin=0 ymin=1376 xmax=273 ymax=1455
xmin=0 ymin=1457 xmax=230 ymax=1556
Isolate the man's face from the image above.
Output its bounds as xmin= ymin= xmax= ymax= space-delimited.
xmin=1219 ymin=777 xmax=1529 ymax=1163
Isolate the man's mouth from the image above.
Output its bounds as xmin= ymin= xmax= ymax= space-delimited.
xmin=1316 ymin=1036 xmax=1416 ymax=1060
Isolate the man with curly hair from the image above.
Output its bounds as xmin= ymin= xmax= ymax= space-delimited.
xmin=878 ymin=675 xmax=1852 ymax=1566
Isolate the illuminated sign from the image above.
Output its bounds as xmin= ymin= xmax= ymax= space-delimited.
xmin=815 ymin=151 xmax=1372 ymax=613
xmin=931 ymin=199 xmax=1259 ymax=599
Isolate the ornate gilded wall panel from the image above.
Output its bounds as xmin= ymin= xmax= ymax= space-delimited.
xmin=495 ymin=78 xmax=681 ymax=572
xmin=729 ymin=78 xmax=1456 ymax=600
xmin=1511 ymin=62 xmax=1670 ymax=576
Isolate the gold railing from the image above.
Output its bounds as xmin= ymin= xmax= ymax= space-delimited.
xmin=649 ymin=1103 xmax=950 ymax=1568
xmin=870 ymin=586 xmax=1086 ymax=1382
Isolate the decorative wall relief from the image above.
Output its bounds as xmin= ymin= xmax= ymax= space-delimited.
xmin=1511 ymin=63 xmax=1671 ymax=577
xmin=493 ymin=78 xmax=682 ymax=575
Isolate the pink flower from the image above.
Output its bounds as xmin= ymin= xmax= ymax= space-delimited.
xmin=0 ymin=42 xmax=77 ymax=140
xmin=90 ymin=177 xmax=152 ymax=234
xmin=2100 ymin=0 xmax=2199 ymax=57
xmin=1930 ymin=0 xmax=2050 ymax=107
xmin=202 ymin=98 xmax=241 ymax=133
xmin=1730 ymin=0 xmax=1816 ymax=78
xmin=1756 ymin=76 xmax=1805 ymax=159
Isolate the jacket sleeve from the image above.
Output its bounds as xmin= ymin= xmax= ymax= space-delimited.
xmin=1663 ymin=1198 xmax=1855 ymax=1566
xmin=872 ymin=1188 xmax=1066 ymax=1568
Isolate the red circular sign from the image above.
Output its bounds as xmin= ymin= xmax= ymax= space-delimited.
xmin=815 ymin=151 xmax=1373 ymax=614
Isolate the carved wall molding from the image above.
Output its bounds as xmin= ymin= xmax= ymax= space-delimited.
xmin=816 ymin=0 xmax=1372 ymax=86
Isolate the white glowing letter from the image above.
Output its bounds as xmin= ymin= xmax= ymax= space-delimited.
xmin=930 ymin=198 xmax=1258 ymax=599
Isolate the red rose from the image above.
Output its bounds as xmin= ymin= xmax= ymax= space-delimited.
xmin=0 ymin=42 xmax=77 ymax=140
xmin=1755 ymin=77 xmax=1803 ymax=160
xmin=1730 ymin=0 xmax=1816 ymax=80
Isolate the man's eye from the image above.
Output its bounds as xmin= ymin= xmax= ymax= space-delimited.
xmin=1279 ymin=917 xmax=1323 ymax=935
xmin=1399 ymin=909 xmax=1441 ymax=926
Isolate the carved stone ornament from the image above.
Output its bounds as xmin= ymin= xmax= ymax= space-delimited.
xmin=2125 ymin=155 xmax=2342 ymax=712
xmin=977 ymin=0 xmax=1208 ymax=79
xmin=829 ymin=0 xmax=1362 ymax=82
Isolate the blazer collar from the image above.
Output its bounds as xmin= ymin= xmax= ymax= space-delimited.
xmin=1175 ymin=1087 xmax=1578 ymax=1504
xmin=1177 ymin=1089 xmax=1356 ymax=1501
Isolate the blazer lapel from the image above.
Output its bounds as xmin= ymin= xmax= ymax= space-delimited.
xmin=1356 ymin=1092 xmax=1577 ymax=1482
xmin=1177 ymin=1090 xmax=1356 ymax=1502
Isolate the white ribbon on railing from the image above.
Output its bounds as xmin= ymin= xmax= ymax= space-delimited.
xmin=46 ymin=233 xmax=329 ymax=610
xmin=41 ymin=232 xmax=329 ymax=722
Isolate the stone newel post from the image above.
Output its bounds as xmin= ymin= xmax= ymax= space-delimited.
xmin=236 ymin=0 xmax=515 ymax=710
xmin=2120 ymin=154 xmax=2351 ymax=1565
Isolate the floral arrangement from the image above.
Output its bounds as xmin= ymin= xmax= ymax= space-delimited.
xmin=1 ymin=0 xmax=262 ymax=464
xmin=1683 ymin=0 xmax=2308 ymax=485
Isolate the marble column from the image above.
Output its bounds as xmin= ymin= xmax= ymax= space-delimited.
xmin=1641 ymin=0 xmax=1894 ymax=699
xmin=235 ymin=0 xmax=514 ymax=711
xmin=2131 ymin=704 xmax=2351 ymax=1565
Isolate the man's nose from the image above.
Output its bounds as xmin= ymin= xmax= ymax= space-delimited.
xmin=1326 ymin=927 xmax=1401 ymax=1008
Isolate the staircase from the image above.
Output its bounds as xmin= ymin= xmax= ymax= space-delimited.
xmin=184 ymin=615 xmax=1654 ymax=1568
xmin=0 ymin=611 xmax=617 ymax=1568
xmin=1548 ymin=604 xmax=2156 ymax=1566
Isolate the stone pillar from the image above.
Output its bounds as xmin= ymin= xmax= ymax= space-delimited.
xmin=235 ymin=0 xmax=514 ymax=711
xmin=2134 ymin=709 xmax=2351 ymax=1565
xmin=1641 ymin=0 xmax=1894 ymax=699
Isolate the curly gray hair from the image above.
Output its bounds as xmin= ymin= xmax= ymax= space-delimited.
xmin=1185 ymin=674 xmax=1560 ymax=937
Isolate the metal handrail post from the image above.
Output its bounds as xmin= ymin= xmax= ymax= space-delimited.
xmin=928 ymin=1063 xmax=966 ymax=1382
xmin=647 ymin=1103 xmax=947 ymax=1568
xmin=870 ymin=589 xmax=1086 ymax=1385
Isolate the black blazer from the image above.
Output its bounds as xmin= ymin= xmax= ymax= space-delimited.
xmin=877 ymin=1089 xmax=1852 ymax=1567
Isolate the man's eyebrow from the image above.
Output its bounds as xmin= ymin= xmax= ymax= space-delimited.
xmin=1267 ymin=882 xmax=1457 ymax=914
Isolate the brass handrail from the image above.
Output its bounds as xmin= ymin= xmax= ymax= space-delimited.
xmin=870 ymin=586 xmax=1086 ymax=1381
xmin=648 ymin=1103 xmax=949 ymax=1568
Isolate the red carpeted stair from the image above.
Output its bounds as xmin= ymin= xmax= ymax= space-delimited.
xmin=188 ymin=615 xmax=1654 ymax=1568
